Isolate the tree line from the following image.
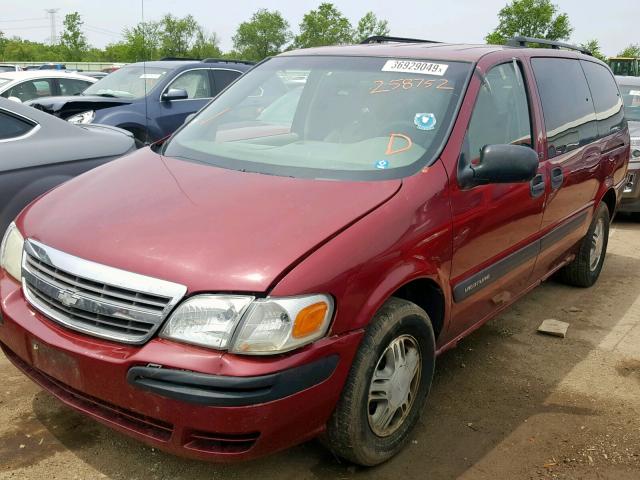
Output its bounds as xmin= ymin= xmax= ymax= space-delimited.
xmin=0 ymin=3 xmax=389 ymax=63
xmin=0 ymin=0 xmax=638 ymax=64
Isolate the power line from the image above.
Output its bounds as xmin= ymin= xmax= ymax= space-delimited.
xmin=0 ymin=17 xmax=46 ymax=23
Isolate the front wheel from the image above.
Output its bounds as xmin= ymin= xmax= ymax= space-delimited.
xmin=557 ymin=203 xmax=610 ymax=287
xmin=324 ymin=298 xmax=435 ymax=466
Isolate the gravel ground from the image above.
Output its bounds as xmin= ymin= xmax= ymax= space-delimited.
xmin=1 ymin=217 xmax=639 ymax=479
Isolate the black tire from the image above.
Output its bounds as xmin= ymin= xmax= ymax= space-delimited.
xmin=324 ymin=297 xmax=435 ymax=466
xmin=557 ymin=203 xmax=610 ymax=287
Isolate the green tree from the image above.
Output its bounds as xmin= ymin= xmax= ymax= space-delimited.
xmin=618 ymin=44 xmax=640 ymax=58
xmin=122 ymin=21 xmax=161 ymax=61
xmin=190 ymin=26 xmax=222 ymax=59
xmin=158 ymin=14 xmax=198 ymax=57
xmin=294 ymin=3 xmax=353 ymax=48
xmin=485 ymin=0 xmax=572 ymax=45
xmin=233 ymin=9 xmax=291 ymax=61
xmin=59 ymin=12 xmax=90 ymax=61
xmin=580 ymin=39 xmax=606 ymax=62
xmin=353 ymin=12 xmax=390 ymax=43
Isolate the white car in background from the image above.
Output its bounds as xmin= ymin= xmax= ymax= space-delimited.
xmin=0 ymin=71 xmax=96 ymax=103
xmin=0 ymin=64 xmax=23 ymax=72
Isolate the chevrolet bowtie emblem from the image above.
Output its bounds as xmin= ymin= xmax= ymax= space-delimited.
xmin=57 ymin=290 xmax=79 ymax=307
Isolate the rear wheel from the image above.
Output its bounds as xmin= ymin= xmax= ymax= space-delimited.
xmin=324 ymin=297 xmax=435 ymax=466
xmin=558 ymin=203 xmax=610 ymax=287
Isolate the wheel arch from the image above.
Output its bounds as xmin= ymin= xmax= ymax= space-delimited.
xmin=389 ymin=278 xmax=446 ymax=341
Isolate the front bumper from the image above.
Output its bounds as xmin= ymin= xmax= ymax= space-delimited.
xmin=0 ymin=273 xmax=362 ymax=461
xmin=619 ymin=164 xmax=640 ymax=213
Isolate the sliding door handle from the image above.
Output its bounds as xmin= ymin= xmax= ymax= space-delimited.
xmin=551 ymin=167 xmax=564 ymax=190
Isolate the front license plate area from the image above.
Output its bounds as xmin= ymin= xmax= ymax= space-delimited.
xmin=30 ymin=338 xmax=82 ymax=390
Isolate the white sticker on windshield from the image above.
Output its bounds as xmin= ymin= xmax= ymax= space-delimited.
xmin=382 ymin=59 xmax=448 ymax=76
xmin=140 ymin=73 xmax=162 ymax=79
xmin=630 ymin=90 xmax=640 ymax=96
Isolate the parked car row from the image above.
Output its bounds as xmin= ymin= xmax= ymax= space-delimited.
xmin=0 ymin=36 xmax=635 ymax=467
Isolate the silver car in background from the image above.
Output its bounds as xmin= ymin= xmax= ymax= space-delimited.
xmin=617 ymin=76 xmax=640 ymax=215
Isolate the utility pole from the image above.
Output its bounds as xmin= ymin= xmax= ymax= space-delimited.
xmin=45 ymin=8 xmax=59 ymax=45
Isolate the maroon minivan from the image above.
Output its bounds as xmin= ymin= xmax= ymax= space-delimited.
xmin=0 ymin=36 xmax=629 ymax=465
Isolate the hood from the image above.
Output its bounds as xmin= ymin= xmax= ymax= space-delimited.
xmin=19 ymin=149 xmax=401 ymax=293
xmin=25 ymin=95 xmax=133 ymax=118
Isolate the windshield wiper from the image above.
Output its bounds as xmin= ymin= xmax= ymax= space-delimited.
xmin=93 ymin=93 xmax=118 ymax=98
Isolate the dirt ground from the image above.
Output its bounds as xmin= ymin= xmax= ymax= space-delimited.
xmin=1 ymin=217 xmax=639 ymax=480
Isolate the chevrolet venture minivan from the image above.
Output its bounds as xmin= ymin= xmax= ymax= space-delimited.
xmin=0 ymin=36 xmax=629 ymax=466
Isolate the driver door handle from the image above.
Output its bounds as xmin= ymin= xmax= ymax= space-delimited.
xmin=551 ymin=167 xmax=564 ymax=190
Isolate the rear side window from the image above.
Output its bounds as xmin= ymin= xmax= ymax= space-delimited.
xmin=462 ymin=62 xmax=532 ymax=166
xmin=0 ymin=110 xmax=36 ymax=140
xmin=212 ymin=70 xmax=242 ymax=93
xmin=580 ymin=61 xmax=625 ymax=138
xmin=531 ymin=58 xmax=597 ymax=158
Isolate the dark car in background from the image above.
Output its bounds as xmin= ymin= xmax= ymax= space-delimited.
xmin=617 ymin=76 xmax=640 ymax=214
xmin=0 ymin=97 xmax=136 ymax=234
xmin=25 ymin=58 xmax=254 ymax=143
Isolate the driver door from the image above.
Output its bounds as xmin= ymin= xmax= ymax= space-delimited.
xmin=155 ymin=69 xmax=213 ymax=137
xmin=448 ymin=61 xmax=545 ymax=339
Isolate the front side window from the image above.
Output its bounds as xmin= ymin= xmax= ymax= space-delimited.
xmin=0 ymin=110 xmax=36 ymax=140
xmin=164 ymin=56 xmax=472 ymax=180
xmin=165 ymin=70 xmax=211 ymax=99
xmin=532 ymin=58 xmax=597 ymax=158
xmin=58 ymin=78 xmax=93 ymax=96
xmin=83 ymin=66 xmax=169 ymax=98
xmin=580 ymin=61 xmax=625 ymax=138
xmin=461 ymin=61 xmax=532 ymax=168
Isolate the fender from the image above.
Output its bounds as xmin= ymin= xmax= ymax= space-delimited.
xmin=270 ymin=161 xmax=453 ymax=338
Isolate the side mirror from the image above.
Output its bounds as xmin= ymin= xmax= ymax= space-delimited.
xmin=459 ymin=144 xmax=538 ymax=188
xmin=161 ymin=88 xmax=189 ymax=101
xmin=7 ymin=96 xmax=22 ymax=103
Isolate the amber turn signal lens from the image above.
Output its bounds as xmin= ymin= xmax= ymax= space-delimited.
xmin=292 ymin=302 xmax=328 ymax=339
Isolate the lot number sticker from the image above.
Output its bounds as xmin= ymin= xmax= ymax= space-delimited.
xmin=382 ymin=60 xmax=449 ymax=76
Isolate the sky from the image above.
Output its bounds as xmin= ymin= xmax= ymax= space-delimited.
xmin=0 ymin=0 xmax=636 ymax=56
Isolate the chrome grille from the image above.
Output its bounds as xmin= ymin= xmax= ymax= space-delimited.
xmin=22 ymin=239 xmax=187 ymax=344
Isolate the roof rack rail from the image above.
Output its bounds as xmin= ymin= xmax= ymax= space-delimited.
xmin=360 ymin=35 xmax=441 ymax=45
xmin=506 ymin=36 xmax=592 ymax=56
xmin=202 ymin=58 xmax=255 ymax=65
xmin=158 ymin=57 xmax=201 ymax=61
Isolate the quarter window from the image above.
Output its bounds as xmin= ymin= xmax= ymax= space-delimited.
xmin=531 ymin=58 xmax=597 ymax=158
xmin=580 ymin=60 xmax=625 ymax=138
xmin=0 ymin=110 xmax=36 ymax=140
xmin=462 ymin=62 xmax=533 ymax=167
xmin=166 ymin=70 xmax=211 ymax=99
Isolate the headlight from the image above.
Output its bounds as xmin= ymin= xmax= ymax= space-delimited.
xmin=0 ymin=222 xmax=24 ymax=282
xmin=160 ymin=294 xmax=334 ymax=355
xmin=67 ymin=110 xmax=95 ymax=124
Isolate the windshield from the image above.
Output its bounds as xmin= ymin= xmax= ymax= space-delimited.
xmin=619 ymin=82 xmax=640 ymax=122
xmin=0 ymin=66 xmax=15 ymax=73
xmin=83 ymin=66 xmax=169 ymax=98
xmin=164 ymin=56 xmax=472 ymax=180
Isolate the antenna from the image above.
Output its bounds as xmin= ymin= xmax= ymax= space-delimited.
xmin=45 ymin=8 xmax=59 ymax=45
xmin=141 ymin=0 xmax=149 ymax=145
